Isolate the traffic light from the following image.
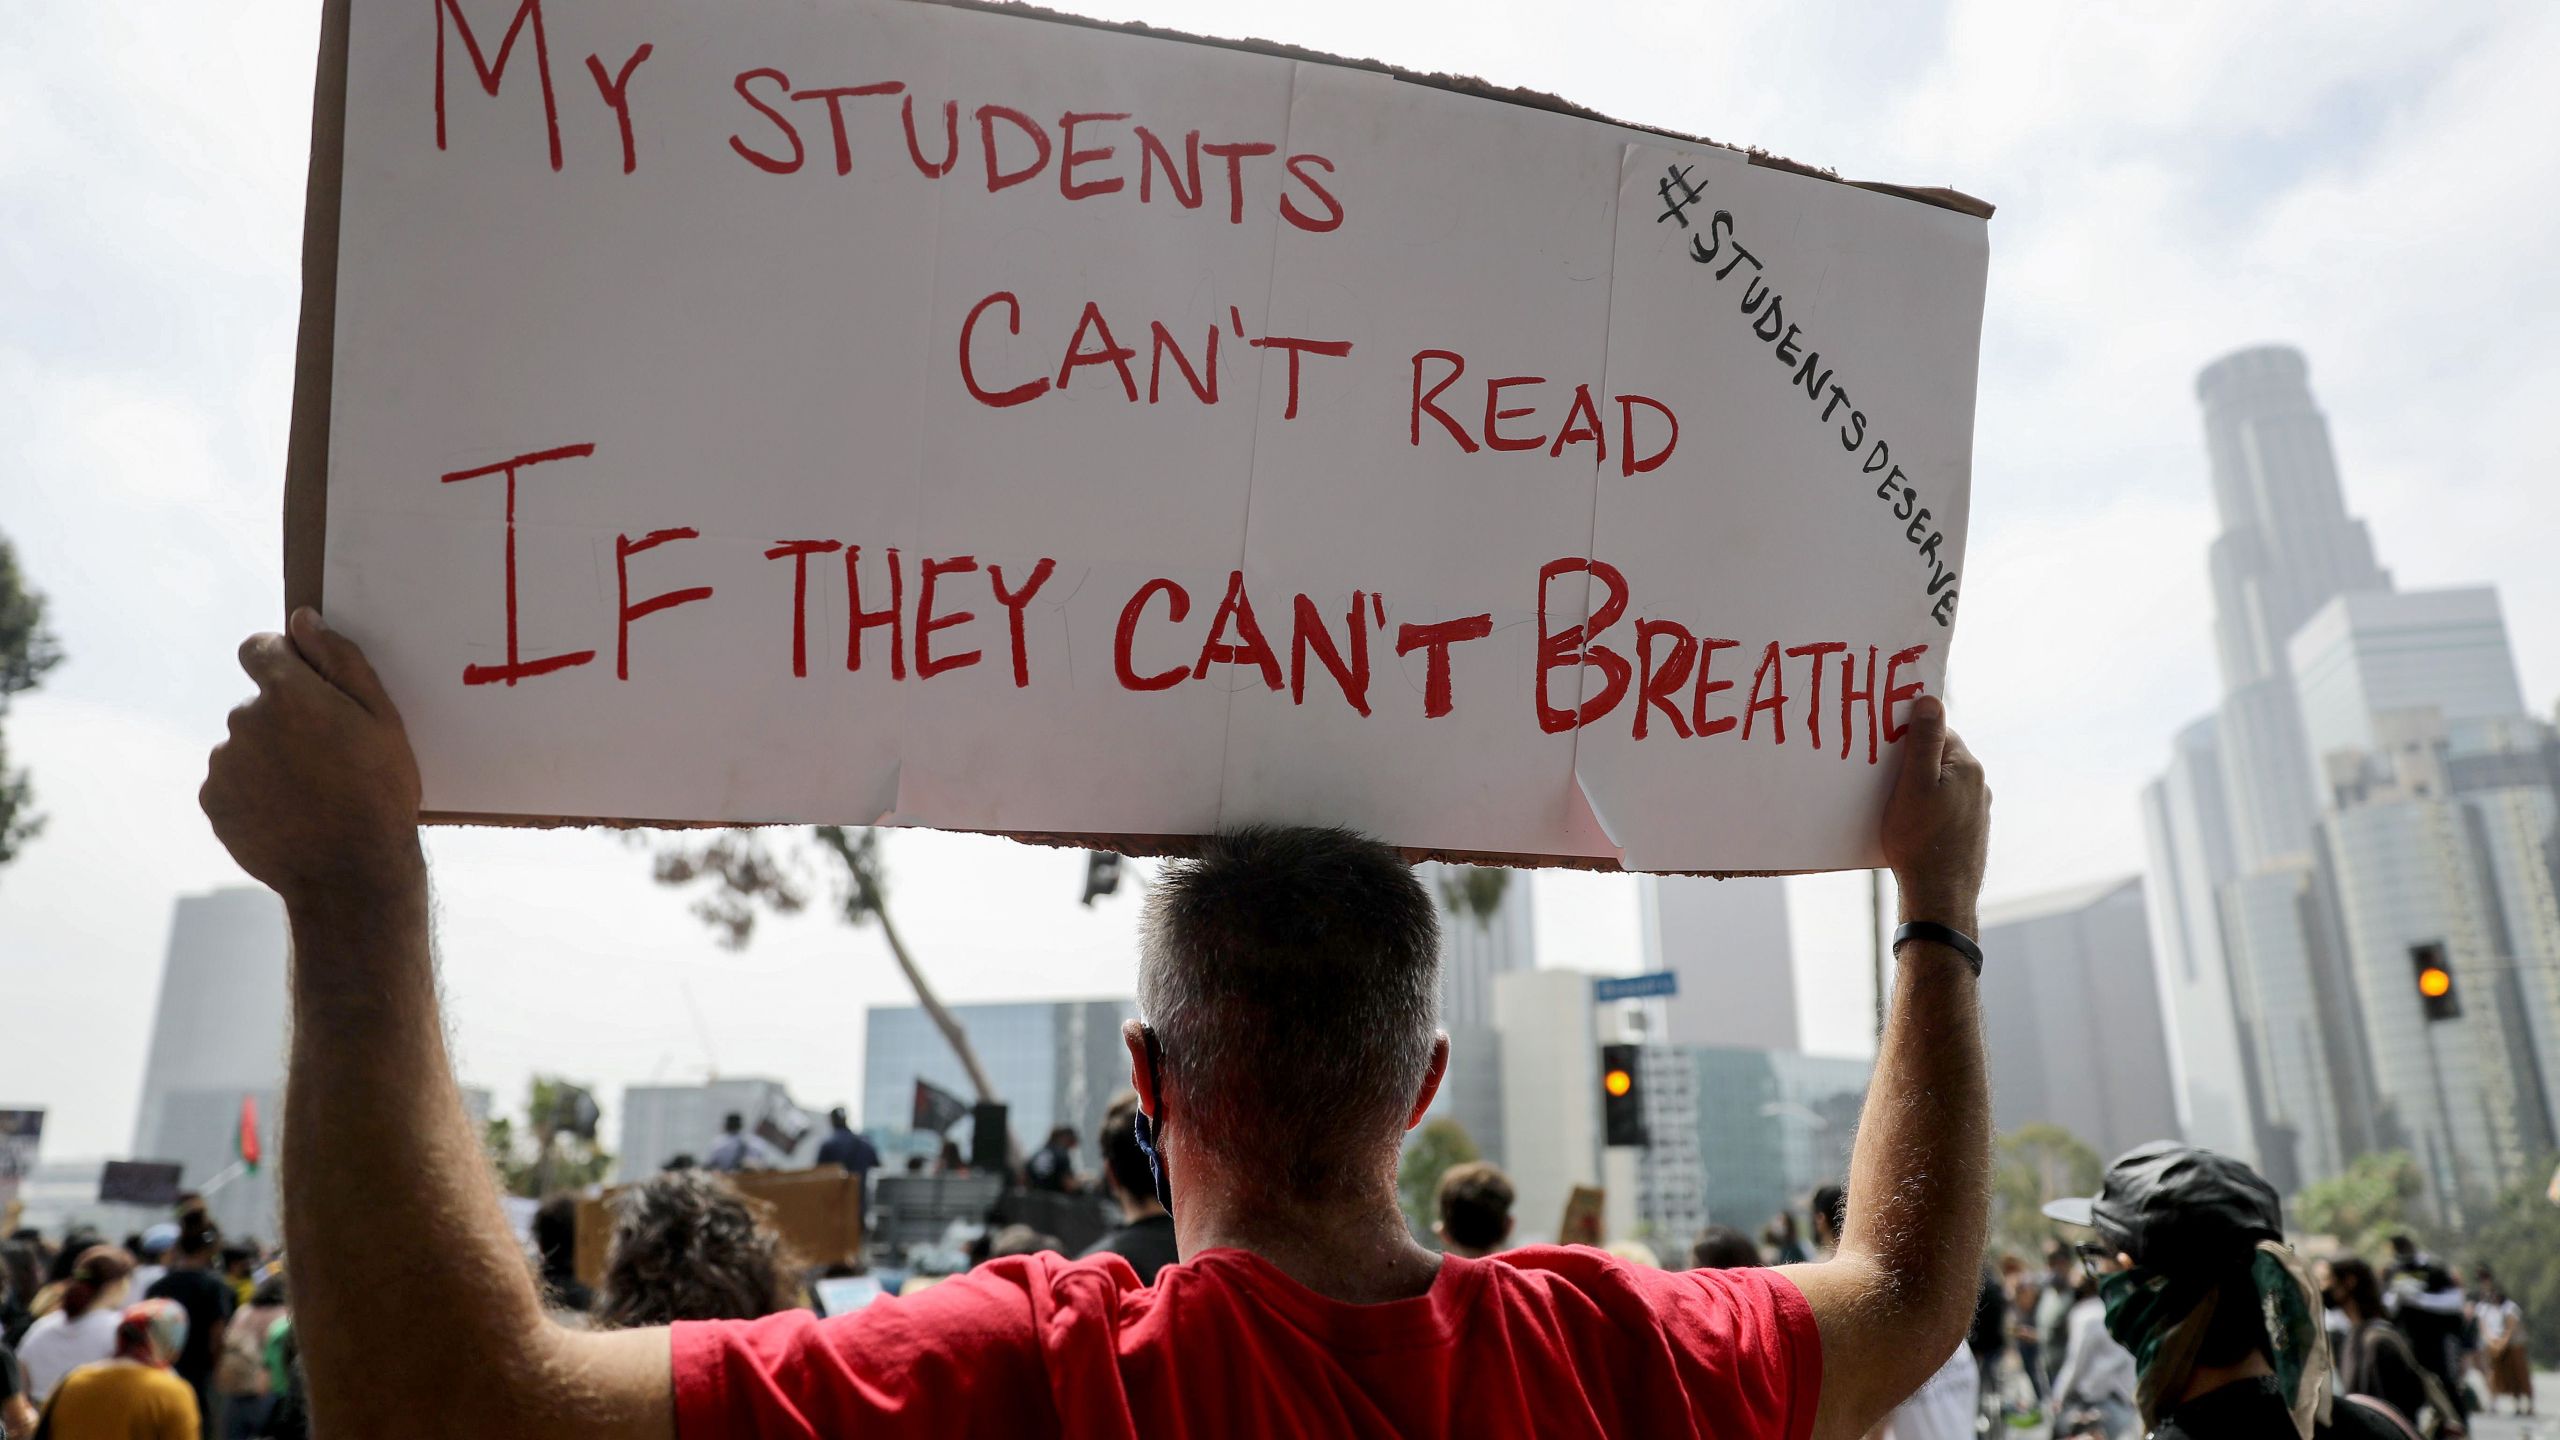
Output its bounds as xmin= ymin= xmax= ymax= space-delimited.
xmin=1601 ymin=1043 xmax=1647 ymax=1148
xmin=2410 ymin=943 xmax=2460 ymax=1022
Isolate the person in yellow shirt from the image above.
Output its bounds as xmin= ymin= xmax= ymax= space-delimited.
xmin=34 ymin=1298 xmax=196 ymax=1439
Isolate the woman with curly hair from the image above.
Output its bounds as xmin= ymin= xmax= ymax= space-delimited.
xmin=595 ymin=1171 xmax=792 ymax=1329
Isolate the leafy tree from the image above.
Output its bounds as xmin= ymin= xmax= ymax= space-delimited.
xmin=2295 ymin=1150 xmax=2425 ymax=1255
xmin=483 ymin=1075 xmax=614 ymax=1198
xmin=650 ymin=825 xmax=1000 ymax=1106
xmin=1397 ymin=1117 xmax=1480 ymax=1234
xmin=2461 ymin=1157 xmax=2560 ymax=1366
xmin=1989 ymin=1123 xmax=2103 ymax=1260
xmin=0 ymin=535 xmax=65 ymax=869
xmin=1436 ymin=865 xmax=1512 ymax=930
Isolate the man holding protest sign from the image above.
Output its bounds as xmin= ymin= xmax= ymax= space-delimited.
xmin=201 ymin=605 xmax=1992 ymax=1438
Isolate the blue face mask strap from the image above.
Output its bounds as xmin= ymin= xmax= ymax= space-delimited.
xmin=1133 ymin=1024 xmax=1174 ymax=1215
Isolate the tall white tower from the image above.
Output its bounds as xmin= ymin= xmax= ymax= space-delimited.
xmin=132 ymin=888 xmax=289 ymax=1241
xmin=2195 ymin=346 xmax=2391 ymax=868
xmin=1639 ymin=875 xmax=1800 ymax=1052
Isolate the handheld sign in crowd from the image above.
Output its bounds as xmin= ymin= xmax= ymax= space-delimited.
xmin=286 ymin=0 xmax=1990 ymax=872
xmin=97 ymin=1159 xmax=186 ymax=1208
xmin=0 ymin=1110 xmax=40 ymax=1214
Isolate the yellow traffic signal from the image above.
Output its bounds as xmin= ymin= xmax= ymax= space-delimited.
xmin=1600 ymin=1043 xmax=1646 ymax=1147
xmin=2411 ymin=943 xmax=2461 ymax=1022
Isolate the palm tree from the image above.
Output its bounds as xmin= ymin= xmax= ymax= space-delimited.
xmin=649 ymin=825 xmax=999 ymax=1105
xmin=1436 ymin=864 xmax=1511 ymax=930
xmin=810 ymin=827 xmax=997 ymax=1103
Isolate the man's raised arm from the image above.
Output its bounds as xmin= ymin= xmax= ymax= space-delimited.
xmin=202 ymin=610 xmax=672 ymax=1440
xmin=1780 ymin=696 xmax=1993 ymax=1440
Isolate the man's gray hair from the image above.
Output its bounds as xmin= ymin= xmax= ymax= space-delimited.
xmin=1137 ymin=825 xmax=1441 ymax=1200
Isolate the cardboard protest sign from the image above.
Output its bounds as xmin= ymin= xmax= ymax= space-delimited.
xmin=573 ymin=1167 xmax=866 ymax=1285
xmin=98 ymin=1159 xmax=185 ymax=1207
xmin=0 ymin=1110 xmax=40 ymax=1216
xmin=288 ymin=0 xmax=1989 ymax=872
xmin=1557 ymin=1184 xmax=1605 ymax=1248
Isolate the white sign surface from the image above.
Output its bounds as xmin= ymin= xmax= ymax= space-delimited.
xmin=317 ymin=0 xmax=1988 ymax=871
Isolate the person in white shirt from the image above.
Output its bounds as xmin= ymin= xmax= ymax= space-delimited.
xmin=125 ymin=1223 xmax=178 ymax=1303
xmin=1839 ymin=1184 xmax=1981 ymax=1440
xmin=2047 ymin=1253 xmax=2139 ymax=1439
xmin=1875 ymin=1342 xmax=1980 ymax=1440
xmin=703 ymin=1113 xmax=775 ymax=1173
xmin=2477 ymin=1278 xmax=2533 ymax=1415
xmin=15 ymin=1246 xmax=134 ymax=1403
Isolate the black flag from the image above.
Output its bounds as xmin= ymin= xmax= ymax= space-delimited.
xmin=548 ymin=1083 xmax=602 ymax=1141
xmin=756 ymin=1089 xmax=813 ymax=1154
xmin=912 ymin=1078 xmax=970 ymax=1135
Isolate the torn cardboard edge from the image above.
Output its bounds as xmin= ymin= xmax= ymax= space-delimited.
xmin=412 ymin=808 xmax=1812 ymax=879
xmin=282 ymin=0 xmax=1977 ymax=873
xmin=907 ymin=0 xmax=1995 ymax=221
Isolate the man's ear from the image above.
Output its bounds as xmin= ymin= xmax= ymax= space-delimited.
xmin=1405 ymin=1031 xmax=1452 ymax=1129
xmin=1122 ymin=1019 xmax=1160 ymax=1115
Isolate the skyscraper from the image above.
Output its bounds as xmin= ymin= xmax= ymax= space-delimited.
xmin=2148 ymin=346 xmax=2394 ymax=1191
xmin=132 ymin=888 xmax=288 ymax=1241
xmin=1493 ymin=968 xmax=1598 ymax=1246
xmin=2291 ymin=589 xmax=2529 ymax=783
xmin=2460 ymin=724 xmax=2560 ymax=1144
xmin=2217 ymin=860 xmax=2353 ymax=1191
xmin=2140 ymin=718 xmax=2262 ymax=1166
xmin=2196 ymin=346 xmax=2390 ymax=869
xmin=2141 ymin=346 xmax=2560 ymax=1219
xmin=1977 ymin=877 xmax=2181 ymax=1162
xmin=2316 ymin=710 xmax=2542 ymax=1223
xmin=1627 ymin=1043 xmax=1708 ymax=1248
xmin=1681 ymin=1046 xmax=1869 ymax=1238
xmin=2297 ymin=592 xmax=2559 ymax=1212
xmin=1414 ymin=861 xmax=1533 ymax=1165
xmin=1637 ymin=875 xmax=1800 ymax=1052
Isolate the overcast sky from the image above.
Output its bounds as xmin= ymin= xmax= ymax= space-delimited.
xmin=5 ymin=0 xmax=2556 ymax=1160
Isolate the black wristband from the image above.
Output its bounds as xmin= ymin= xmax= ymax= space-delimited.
xmin=1892 ymin=921 xmax=1983 ymax=977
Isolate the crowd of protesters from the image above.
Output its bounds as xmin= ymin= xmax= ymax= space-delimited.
xmin=1430 ymin=1157 xmax=2525 ymax=1438
xmin=0 ymin=608 xmax=2484 ymax=1437
xmin=6 ymin=1131 xmax=2537 ymax=1440
xmin=0 ymin=1199 xmax=304 ymax=1440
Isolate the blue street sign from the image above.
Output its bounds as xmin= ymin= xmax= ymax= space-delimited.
xmin=1592 ymin=971 xmax=1679 ymax=1002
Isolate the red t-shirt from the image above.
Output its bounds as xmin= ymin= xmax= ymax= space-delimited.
xmin=672 ymin=1245 xmax=1822 ymax=1438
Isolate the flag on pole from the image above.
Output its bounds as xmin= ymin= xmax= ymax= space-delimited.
xmin=912 ymin=1079 xmax=969 ymax=1135
xmin=755 ymin=1089 xmax=813 ymax=1156
xmin=237 ymin=1094 xmax=262 ymax=1173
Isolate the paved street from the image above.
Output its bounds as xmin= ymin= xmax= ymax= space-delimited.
xmin=1996 ymin=1371 xmax=2554 ymax=1438
xmin=2469 ymin=1377 xmax=2555 ymax=1440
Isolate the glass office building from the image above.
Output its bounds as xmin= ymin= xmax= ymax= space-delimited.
xmin=861 ymin=998 xmax=1134 ymax=1173
xmin=1678 ymin=1046 xmax=1870 ymax=1241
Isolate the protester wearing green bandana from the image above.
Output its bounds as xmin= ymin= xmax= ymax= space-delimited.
xmin=2043 ymin=1142 xmax=2413 ymax=1440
